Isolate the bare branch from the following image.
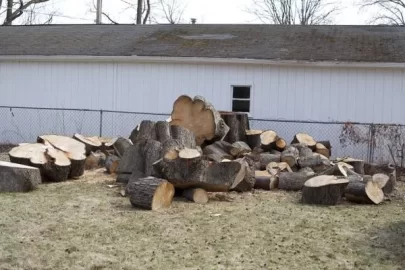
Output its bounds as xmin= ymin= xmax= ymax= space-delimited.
xmin=361 ymin=0 xmax=405 ymax=25
xmin=102 ymin=12 xmax=119 ymax=24
xmin=3 ymin=0 xmax=50 ymax=25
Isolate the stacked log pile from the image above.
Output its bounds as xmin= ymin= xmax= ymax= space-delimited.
xmin=2 ymin=94 xmax=397 ymax=210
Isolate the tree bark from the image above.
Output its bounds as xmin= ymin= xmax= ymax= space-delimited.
xmin=278 ymin=171 xmax=314 ymax=191
xmin=105 ymin=155 xmax=120 ymax=174
xmin=231 ymin=157 xmax=256 ymax=192
xmin=298 ymin=155 xmax=330 ymax=173
xmin=254 ymin=170 xmax=278 ymax=190
xmin=116 ymin=173 xmax=131 ymax=184
xmin=246 ymin=130 xmax=263 ymax=149
xmin=230 ymin=141 xmax=251 ymax=157
xmin=258 ymin=153 xmax=281 ymax=170
xmin=364 ymin=163 xmax=396 ymax=194
xmin=220 ymin=112 xmax=249 ymax=143
xmin=136 ymin=120 xmax=157 ymax=141
xmin=281 ymin=145 xmax=299 ymax=168
xmin=126 ymin=176 xmax=175 ymax=210
xmin=106 ymin=137 xmax=133 ymax=158
xmin=0 ymin=161 xmax=42 ymax=192
xmin=85 ymin=151 xmax=106 ymax=170
xmin=344 ymin=180 xmax=384 ymax=205
xmin=203 ymin=141 xmax=233 ymax=160
xmin=155 ymin=121 xmax=172 ymax=143
xmin=129 ymin=124 xmax=139 ymax=143
xmin=182 ymin=188 xmax=209 ymax=204
xmin=345 ymin=159 xmax=365 ymax=175
xmin=301 ymin=175 xmax=349 ymax=205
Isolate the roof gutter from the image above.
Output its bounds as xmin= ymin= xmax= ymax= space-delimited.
xmin=0 ymin=55 xmax=405 ymax=69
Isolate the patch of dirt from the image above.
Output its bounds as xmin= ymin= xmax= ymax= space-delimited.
xmin=0 ymin=170 xmax=404 ymax=269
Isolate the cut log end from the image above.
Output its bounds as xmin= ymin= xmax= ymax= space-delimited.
xmin=292 ymin=133 xmax=316 ymax=148
xmin=179 ymin=148 xmax=201 ymax=159
xmin=344 ymin=180 xmax=384 ymax=205
xmin=302 ymin=175 xmax=349 ymax=205
xmin=182 ymin=188 xmax=209 ymax=204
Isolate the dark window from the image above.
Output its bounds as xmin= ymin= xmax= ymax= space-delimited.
xmin=232 ymin=86 xmax=251 ymax=113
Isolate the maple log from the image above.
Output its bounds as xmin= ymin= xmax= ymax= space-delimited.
xmin=260 ymin=130 xmax=278 ymax=151
xmin=315 ymin=143 xmax=330 ymax=158
xmin=230 ymin=141 xmax=252 ymax=157
xmin=220 ymin=112 xmax=250 ymax=143
xmin=258 ymin=153 xmax=281 ymax=170
xmin=126 ymin=176 xmax=175 ymax=210
xmin=317 ymin=141 xmax=332 ymax=156
xmin=170 ymin=95 xmax=229 ymax=145
xmin=302 ymin=175 xmax=349 ymax=205
xmin=298 ymin=155 xmax=330 ymax=173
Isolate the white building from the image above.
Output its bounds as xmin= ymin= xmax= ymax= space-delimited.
xmin=1 ymin=24 xmax=404 ymax=161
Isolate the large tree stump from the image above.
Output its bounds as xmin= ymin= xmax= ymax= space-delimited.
xmin=105 ymin=155 xmax=120 ymax=174
xmin=37 ymin=135 xmax=86 ymax=178
xmin=246 ymin=130 xmax=263 ymax=149
xmin=278 ymin=171 xmax=315 ymax=191
xmin=344 ymin=180 xmax=384 ymax=204
xmin=170 ymin=95 xmax=230 ymax=145
xmin=281 ymin=146 xmax=299 ymax=168
xmin=0 ymin=161 xmax=42 ymax=192
xmin=9 ymin=143 xmax=71 ymax=182
xmin=126 ymin=176 xmax=175 ymax=210
xmin=364 ymin=163 xmax=396 ymax=194
xmin=182 ymin=188 xmax=209 ymax=204
xmin=301 ymin=175 xmax=349 ymax=205
xmin=291 ymin=133 xmax=317 ymax=149
xmin=73 ymin=133 xmax=102 ymax=155
xmin=220 ymin=112 xmax=250 ymax=143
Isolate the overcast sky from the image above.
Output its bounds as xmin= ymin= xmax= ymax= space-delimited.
xmin=35 ymin=0 xmax=379 ymax=25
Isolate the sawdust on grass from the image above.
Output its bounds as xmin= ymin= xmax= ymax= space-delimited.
xmin=0 ymin=169 xmax=404 ymax=270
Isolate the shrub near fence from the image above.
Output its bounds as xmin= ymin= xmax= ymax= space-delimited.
xmin=1 ymin=106 xmax=404 ymax=165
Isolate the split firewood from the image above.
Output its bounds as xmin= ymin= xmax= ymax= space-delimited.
xmin=182 ymin=188 xmax=209 ymax=204
xmin=170 ymin=95 xmax=230 ymax=145
xmin=260 ymin=130 xmax=278 ymax=151
xmin=230 ymin=141 xmax=251 ymax=157
xmin=9 ymin=143 xmax=71 ymax=182
xmin=85 ymin=151 xmax=106 ymax=170
xmin=231 ymin=157 xmax=256 ymax=192
xmin=37 ymin=135 xmax=86 ymax=178
xmin=364 ymin=163 xmax=396 ymax=194
xmin=298 ymin=155 xmax=331 ymax=173
xmin=281 ymin=145 xmax=299 ymax=168
xmin=126 ymin=176 xmax=175 ymax=211
xmin=73 ymin=133 xmax=102 ymax=154
xmin=246 ymin=130 xmax=263 ymax=149
xmin=203 ymin=141 xmax=234 ymax=161
xmin=291 ymin=133 xmax=317 ymax=149
xmin=220 ymin=112 xmax=250 ymax=143
xmin=105 ymin=155 xmax=120 ymax=174
xmin=315 ymin=143 xmax=330 ymax=159
xmin=301 ymin=175 xmax=349 ymax=205
xmin=254 ymin=170 xmax=279 ymax=190
xmin=344 ymin=180 xmax=384 ymax=205
xmin=317 ymin=141 xmax=332 ymax=156
xmin=278 ymin=171 xmax=315 ymax=191
xmin=0 ymin=161 xmax=42 ymax=192
xmin=105 ymin=137 xmax=133 ymax=158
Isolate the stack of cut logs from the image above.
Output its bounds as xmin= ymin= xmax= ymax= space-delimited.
xmin=2 ymin=94 xmax=397 ymax=211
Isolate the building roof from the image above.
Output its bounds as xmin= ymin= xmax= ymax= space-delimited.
xmin=0 ymin=24 xmax=405 ymax=63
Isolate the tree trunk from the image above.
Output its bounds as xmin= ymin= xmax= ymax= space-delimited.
xmin=220 ymin=112 xmax=249 ymax=143
xmin=231 ymin=157 xmax=256 ymax=192
xmin=0 ymin=161 xmax=42 ymax=192
xmin=344 ymin=180 xmax=384 ymax=204
xmin=155 ymin=121 xmax=172 ymax=143
xmin=136 ymin=120 xmax=157 ymax=141
xmin=301 ymin=175 xmax=349 ymax=205
xmin=136 ymin=0 xmax=143 ymax=24
xmin=143 ymin=140 xmax=163 ymax=176
xmin=105 ymin=155 xmax=120 ymax=174
xmin=291 ymin=133 xmax=317 ymax=149
xmin=258 ymin=153 xmax=281 ymax=170
xmin=315 ymin=143 xmax=330 ymax=158
xmin=281 ymin=145 xmax=299 ymax=168
xmin=345 ymin=159 xmax=365 ymax=175
xmin=364 ymin=163 xmax=396 ymax=194
xmin=85 ymin=151 xmax=106 ymax=170
xmin=170 ymin=95 xmax=229 ymax=145
xmin=246 ymin=130 xmax=263 ymax=149
xmin=37 ymin=135 xmax=86 ymax=179
xmin=278 ymin=172 xmax=314 ymax=191
xmin=129 ymin=124 xmax=139 ymax=143
xmin=298 ymin=155 xmax=330 ymax=173
xmin=126 ymin=176 xmax=175 ymax=210
xmin=73 ymin=133 xmax=102 ymax=154
xmin=106 ymin=137 xmax=133 ymax=158
xmin=254 ymin=170 xmax=278 ymax=190
xmin=182 ymin=188 xmax=209 ymax=204
xmin=275 ymin=138 xmax=287 ymax=152
xmin=203 ymin=141 xmax=233 ymax=160
xmin=170 ymin=125 xmax=197 ymax=149
xmin=295 ymin=144 xmax=313 ymax=158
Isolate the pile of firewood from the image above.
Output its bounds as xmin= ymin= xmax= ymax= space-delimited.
xmin=1 ymin=94 xmax=397 ymax=211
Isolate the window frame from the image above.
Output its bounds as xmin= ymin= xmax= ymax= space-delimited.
xmin=231 ymin=85 xmax=252 ymax=116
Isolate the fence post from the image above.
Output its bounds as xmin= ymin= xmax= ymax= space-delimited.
xmin=99 ymin=110 xmax=103 ymax=137
xmin=367 ymin=124 xmax=375 ymax=163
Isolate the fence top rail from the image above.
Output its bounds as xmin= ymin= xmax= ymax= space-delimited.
xmin=1 ymin=105 xmax=404 ymax=127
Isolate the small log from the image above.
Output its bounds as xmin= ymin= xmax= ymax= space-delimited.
xmin=105 ymin=155 xmax=120 ymax=174
xmin=260 ymin=130 xmax=278 ymax=151
xmin=278 ymin=172 xmax=314 ymax=191
xmin=315 ymin=143 xmax=330 ymax=159
xmin=246 ymin=130 xmax=263 ymax=149
xmin=105 ymin=137 xmax=133 ymax=158
xmin=203 ymin=141 xmax=233 ymax=160
xmin=0 ymin=161 xmax=42 ymax=192
xmin=182 ymin=188 xmax=209 ymax=204
xmin=85 ymin=151 xmax=106 ymax=170
xmin=298 ymin=155 xmax=330 ymax=173
xmin=259 ymin=153 xmax=281 ymax=170
xmin=317 ymin=141 xmax=332 ymax=156
xmin=126 ymin=176 xmax=175 ymax=210
xmin=73 ymin=133 xmax=102 ymax=154
xmin=254 ymin=170 xmax=278 ymax=190
xmin=364 ymin=163 xmax=396 ymax=194
xmin=302 ymin=175 xmax=349 ymax=205
xmin=281 ymin=145 xmax=299 ymax=168
xmin=275 ymin=138 xmax=287 ymax=152
xmin=230 ymin=141 xmax=251 ymax=157
xmin=337 ymin=158 xmax=365 ymax=174
xmin=291 ymin=133 xmax=317 ymax=149
xmin=220 ymin=112 xmax=250 ymax=143
xmin=344 ymin=180 xmax=384 ymax=204
xmin=170 ymin=95 xmax=229 ymax=145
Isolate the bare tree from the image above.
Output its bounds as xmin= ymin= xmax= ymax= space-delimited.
xmin=121 ymin=0 xmax=152 ymax=24
xmin=362 ymin=0 xmax=405 ymax=25
xmin=2 ymin=0 xmax=51 ymax=25
xmin=249 ymin=0 xmax=338 ymax=25
xmin=155 ymin=0 xmax=187 ymax=24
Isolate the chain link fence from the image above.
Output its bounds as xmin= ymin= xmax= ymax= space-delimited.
xmin=1 ymin=106 xmax=404 ymax=165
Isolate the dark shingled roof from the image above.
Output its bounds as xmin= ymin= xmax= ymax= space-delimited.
xmin=0 ymin=24 xmax=405 ymax=62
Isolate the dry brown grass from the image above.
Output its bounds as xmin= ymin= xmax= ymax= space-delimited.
xmin=0 ymin=168 xmax=405 ymax=270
